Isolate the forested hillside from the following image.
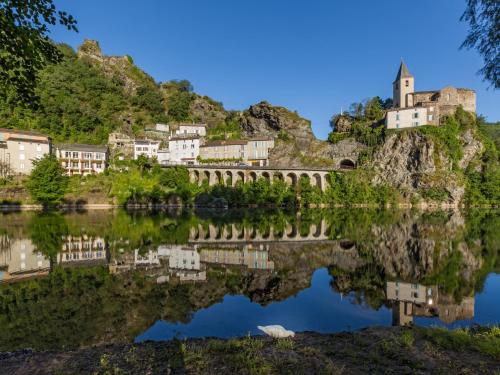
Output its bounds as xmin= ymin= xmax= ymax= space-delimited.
xmin=0 ymin=40 xmax=230 ymax=144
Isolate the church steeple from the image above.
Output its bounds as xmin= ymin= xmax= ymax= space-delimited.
xmin=393 ymin=61 xmax=413 ymax=83
xmin=393 ymin=60 xmax=415 ymax=108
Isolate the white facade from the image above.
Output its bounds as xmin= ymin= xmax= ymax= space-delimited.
xmin=168 ymin=136 xmax=200 ymax=165
xmin=176 ymin=124 xmax=206 ymax=137
xmin=158 ymin=245 xmax=201 ymax=271
xmin=55 ymin=144 xmax=108 ymax=176
xmin=386 ymin=107 xmax=428 ymax=129
xmin=134 ymin=140 xmax=160 ymax=160
xmin=155 ymin=124 xmax=170 ymax=132
xmin=157 ymin=149 xmax=170 ymax=165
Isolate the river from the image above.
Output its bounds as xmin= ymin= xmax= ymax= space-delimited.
xmin=0 ymin=208 xmax=498 ymax=351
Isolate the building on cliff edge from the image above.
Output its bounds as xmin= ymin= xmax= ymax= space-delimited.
xmin=386 ymin=61 xmax=476 ymax=129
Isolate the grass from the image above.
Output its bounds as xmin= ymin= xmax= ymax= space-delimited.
xmin=420 ymin=326 xmax=500 ymax=359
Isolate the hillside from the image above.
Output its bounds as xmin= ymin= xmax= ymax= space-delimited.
xmin=0 ymin=40 xmax=350 ymax=168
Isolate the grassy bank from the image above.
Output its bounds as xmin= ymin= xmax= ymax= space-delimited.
xmin=1 ymin=326 xmax=498 ymax=374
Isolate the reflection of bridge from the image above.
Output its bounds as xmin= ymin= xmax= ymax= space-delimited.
xmin=188 ymin=220 xmax=331 ymax=243
xmin=173 ymin=165 xmax=355 ymax=191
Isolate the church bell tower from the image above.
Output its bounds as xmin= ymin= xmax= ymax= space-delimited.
xmin=393 ymin=61 xmax=414 ymax=108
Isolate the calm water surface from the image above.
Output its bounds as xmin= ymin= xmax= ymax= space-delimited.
xmin=0 ymin=208 xmax=498 ymax=350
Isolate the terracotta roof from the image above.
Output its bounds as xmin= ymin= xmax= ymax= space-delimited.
xmin=169 ymin=135 xmax=200 ymax=141
xmin=201 ymin=140 xmax=248 ymax=147
xmin=178 ymin=123 xmax=206 ymax=127
xmin=0 ymin=128 xmax=49 ymax=138
xmin=8 ymin=137 xmax=50 ymax=144
xmin=56 ymin=143 xmax=108 ymax=152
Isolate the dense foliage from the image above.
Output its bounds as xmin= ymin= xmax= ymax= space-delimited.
xmin=26 ymin=154 xmax=68 ymax=205
xmin=461 ymin=0 xmax=500 ymax=88
xmin=0 ymin=0 xmax=77 ymax=104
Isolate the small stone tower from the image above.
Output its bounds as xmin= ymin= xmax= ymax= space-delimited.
xmin=393 ymin=61 xmax=414 ymax=108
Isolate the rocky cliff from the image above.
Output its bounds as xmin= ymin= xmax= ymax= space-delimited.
xmin=371 ymin=126 xmax=486 ymax=204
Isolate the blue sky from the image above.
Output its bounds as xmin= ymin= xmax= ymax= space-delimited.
xmin=50 ymin=0 xmax=499 ymax=139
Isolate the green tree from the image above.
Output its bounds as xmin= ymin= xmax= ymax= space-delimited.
xmin=0 ymin=0 xmax=77 ymax=104
xmin=26 ymin=154 xmax=68 ymax=205
xmin=28 ymin=212 xmax=68 ymax=261
xmin=461 ymin=0 xmax=499 ymax=88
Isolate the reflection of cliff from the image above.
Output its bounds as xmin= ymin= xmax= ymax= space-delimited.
xmin=331 ymin=210 xmax=489 ymax=309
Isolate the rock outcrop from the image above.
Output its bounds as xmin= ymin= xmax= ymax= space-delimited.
xmin=77 ymin=39 xmax=156 ymax=95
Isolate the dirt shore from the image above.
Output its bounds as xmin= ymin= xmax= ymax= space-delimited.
xmin=0 ymin=326 xmax=498 ymax=375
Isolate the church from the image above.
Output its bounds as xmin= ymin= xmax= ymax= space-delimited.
xmin=385 ymin=62 xmax=476 ymax=129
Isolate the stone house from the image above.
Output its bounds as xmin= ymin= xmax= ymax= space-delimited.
xmin=386 ymin=62 xmax=476 ymax=129
xmin=199 ymin=137 xmax=275 ymax=166
xmin=0 ymin=128 xmax=51 ymax=175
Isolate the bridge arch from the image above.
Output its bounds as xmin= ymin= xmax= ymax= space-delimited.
xmin=261 ymin=171 xmax=271 ymax=182
xmin=190 ymin=170 xmax=200 ymax=184
xmin=248 ymin=171 xmax=257 ymax=183
xmin=273 ymin=172 xmax=284 ymax=182
xmin=286 ymin=172 xmax=298 ymax=187
xmin=236 ymin=171 xmax=245 ymax=185
xmin=203 ymin=170 xmax=210 ymax=183
xmin=225 ymin=171 xmax=233 ymax=186
xmin=312 ymin=173 xmax=322 ymax=190
xmin=215 ymin=170 xmax=223 ymax=184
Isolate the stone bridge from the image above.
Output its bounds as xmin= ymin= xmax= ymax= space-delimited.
xmin=174 ymin=162 xmax=355 ymax=191
xmin=188 ymin=220 xmax=332 ymax=243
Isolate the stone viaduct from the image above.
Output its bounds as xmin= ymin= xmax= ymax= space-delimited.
xmin=188 ymin=220 xmax=332 ymax=243
xmin=171 ymin=161 xmax=356 ymax=192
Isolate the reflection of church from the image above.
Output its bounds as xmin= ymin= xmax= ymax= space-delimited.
xmin=386 ymin=281 xmax=474 ymax=326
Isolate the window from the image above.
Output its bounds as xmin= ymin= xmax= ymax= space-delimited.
xmin=83 ymin=161 xmax=90 ymax=169
xmin=447 ymin=93 xmax=451 ymax=101
xmin=413 ymin=111 xmax=419 ymax=119
xmin=413 ymin=122 xmax=419 ymax=127
xmin=428 ymin=114 xmax=434 ymax=121
xmin=396 ymin=124 xmax=400 ymax=129
xmin=72 ymin=152 xmax=79 ymax=158
xmin=19 ymin=154 xmax=25 ymax=160
xmin=65 ymin=151 xmax=71 ymax=158
xmin=191 ymin=144 xmax=195 ymax=149
xmin=36 ymin=144 xmax=42 ymax=152
xmin=83 ymin=152 xmax=92 ymax=159
xmin=20 ymin=163 xmax=24 ymax=170
xmin=405 ymin=80 xmax=409 ymax=87
xmin=19 ymin=144 xmax=25 ymax=151
xmin=429 ymin=106 xmax=434 ymax=112
xmin=396 ymin=114 xmax=400 ymax=121
xmin=95 ymin=153 xmax=103 ymax=160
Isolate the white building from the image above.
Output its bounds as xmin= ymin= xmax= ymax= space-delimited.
xmin=385 ymin=107 xmax=429 ymax=129
xmin=175 ymin=124 xmax=206 ymax=137
xmin=157 ymin=149 xmax=171 ymax=165
xmin=168 ymin=136 xmax=200 ymax=165
xmin=55 ymin=144 xmax=108 ymax=176
xmin=199 ymin=137 xmax=275 ymax=166
xmin=133 ymin=140 xmax=160 ymax=160
xmin=158 ymin=245 xmax=201 ymax=271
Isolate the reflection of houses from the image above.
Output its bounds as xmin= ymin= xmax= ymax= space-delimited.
xmin=199 ymin=244 xmax=274 ymax=270
xmin=157 ymin=245 xmax=206 ymax=282
xmin=386 ymin=281 xmax=474 ymax=326
xmin=58 ymin=236 xmax=107 ymax=265
xmin=158 ymin=245 xmax=200 ymax=270
xmin=0 ymin=238 xmax=50 ymax=282
xmin=134 ymin=249 xmax=160 ymax=266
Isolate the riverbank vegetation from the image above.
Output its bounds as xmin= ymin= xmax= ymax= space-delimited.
xmin=1 ymin=326 xmax=498 ymax=374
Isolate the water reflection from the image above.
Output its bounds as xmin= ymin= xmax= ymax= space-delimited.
xmin=0 ymin=209 xmax=498 ymax=350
